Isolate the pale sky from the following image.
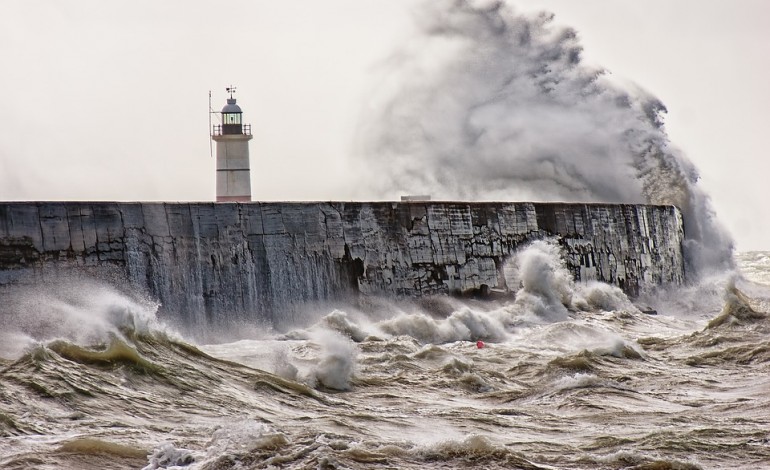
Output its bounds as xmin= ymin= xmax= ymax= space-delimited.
xmin=0 ymin=1 xmax=768 ymax=251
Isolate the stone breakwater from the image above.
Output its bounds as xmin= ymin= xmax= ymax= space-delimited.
xmin=0 ymin=202 xmax=684 ymax=327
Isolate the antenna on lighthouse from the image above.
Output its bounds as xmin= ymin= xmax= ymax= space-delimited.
xmin=226 ymin=86 xmax=237 ymax=99
xmin=208 ymin=90 xmax=213 ymax=159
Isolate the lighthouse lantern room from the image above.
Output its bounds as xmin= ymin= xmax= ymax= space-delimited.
xmin=212 ymin=86 xmax=253 ymax=202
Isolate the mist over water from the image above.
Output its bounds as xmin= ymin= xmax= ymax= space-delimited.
xmin=358 ymin=0 xmax=734 ymax=279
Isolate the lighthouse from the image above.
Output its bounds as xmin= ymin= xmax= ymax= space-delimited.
xmin=212 ymin=87 xmax=253 ymax=202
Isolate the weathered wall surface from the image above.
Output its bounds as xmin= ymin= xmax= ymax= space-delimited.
xmin=0 ymin=202 xmax=684 ymax=327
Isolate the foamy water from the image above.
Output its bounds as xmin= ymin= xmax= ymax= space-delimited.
xmin=1 ymin=249 xmax=768 ymax=469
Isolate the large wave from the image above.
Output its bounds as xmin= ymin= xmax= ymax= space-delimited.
xmin=357 ymin=0 xmax=733 ymax=279
xmin=0 ymin=278 xmax=167 ymax=360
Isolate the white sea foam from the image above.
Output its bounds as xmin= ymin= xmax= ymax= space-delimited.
xmin=377 ymin=306 xmax=508 ymax=344
xmin=520 ymin=320 xmax=643 ymax=360
xmin=552 ymin=372 xmax=602 ymax=391
xmin=202 ymin=420 xmax=289 ymax=463
xmin=142 ymin=442 xmax=195 ymax=470
xmin=412 ymin=434 xmax=530 ymax=463
xmin=593 ymin=449 xmax=704 ymax=469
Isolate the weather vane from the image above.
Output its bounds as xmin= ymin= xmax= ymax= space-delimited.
xmin=226 ymin=86 xmax=237 ymax=99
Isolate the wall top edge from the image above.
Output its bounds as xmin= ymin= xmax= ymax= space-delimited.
xmin=0 ymin=200 xmax=680 ymax=210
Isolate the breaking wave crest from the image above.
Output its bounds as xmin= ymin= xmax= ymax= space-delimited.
xmin=414 ymin=434 xmax=546 ymax=468
xmin=47 ymin=337 xmax=161 ymax=373
xmin=0 ymin=278 xmax=168 ymax=360
xmin=707 ymin=281 xmax=767 ymax=329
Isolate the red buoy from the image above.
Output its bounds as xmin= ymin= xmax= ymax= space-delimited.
xmin=476 ymin=340 xmax=485 ymax=349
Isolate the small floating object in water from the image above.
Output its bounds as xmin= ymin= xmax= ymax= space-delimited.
xmin=476 ymin=340 xmax=485 ymax=349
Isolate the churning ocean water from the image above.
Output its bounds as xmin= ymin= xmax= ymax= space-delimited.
xmin=0 ymin=243 xmax=768 ymax=470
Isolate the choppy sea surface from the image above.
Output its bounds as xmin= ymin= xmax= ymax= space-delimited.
xmin=1 ymin=245 xmax=769 ymax=469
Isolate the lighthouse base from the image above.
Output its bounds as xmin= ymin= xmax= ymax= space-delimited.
xmin=216 ymin=195 xmax=251 ymax=202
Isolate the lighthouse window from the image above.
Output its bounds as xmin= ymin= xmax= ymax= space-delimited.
xmin=224 ymin=113 xmax=241 ymax=125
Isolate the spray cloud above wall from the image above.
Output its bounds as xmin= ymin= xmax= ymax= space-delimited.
xmin=356 ymin=0 xmax=734 ymax=278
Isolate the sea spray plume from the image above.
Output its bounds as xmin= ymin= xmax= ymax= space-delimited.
xmin=509 ymin=239 xmax=573 ymax=322
xmin=508 ymin=239 xmax=640 ymax=316
xmin=309 ymin=329 xmax=357 ymax=390
xmin=358 ymin=0 xmax=733 ymax=279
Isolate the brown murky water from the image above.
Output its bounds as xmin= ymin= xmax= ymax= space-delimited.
xmin=1 ymin=250 xmax=768 ymax=469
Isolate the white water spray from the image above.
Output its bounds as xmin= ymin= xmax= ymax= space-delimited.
xmin=359 ymin=0 xmax=734 ymax=279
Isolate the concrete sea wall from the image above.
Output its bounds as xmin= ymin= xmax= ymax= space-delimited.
xmin=0 ymin=202 xmax=684 ymax=327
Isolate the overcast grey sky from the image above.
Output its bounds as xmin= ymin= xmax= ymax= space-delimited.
xmin=1 ymin=1 xmax=768 ymax=251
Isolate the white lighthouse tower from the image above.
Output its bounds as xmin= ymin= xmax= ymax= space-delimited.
xmin=212 ymin=87 xmax=253 ymax=202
